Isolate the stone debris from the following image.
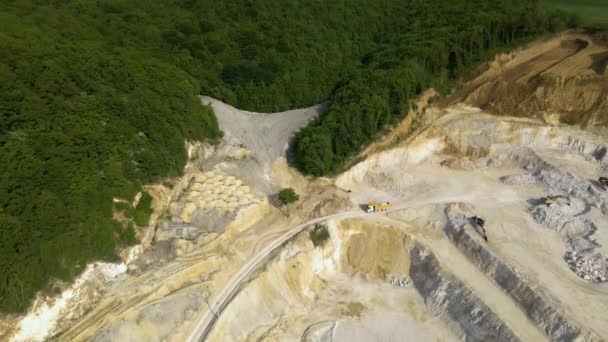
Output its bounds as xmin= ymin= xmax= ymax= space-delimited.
xmin=490 ymin=146 xmax=608 ymax=284
xmin=564 ymin=250 xmax=608 ymax=282
xmin=385 ymin=273 xmax=409 ymax=287
xmin=409 ymin=244 xmax=521 ymax=342
xmin=442 ymin=205 xmax=594 ymax=341
xmin=495 ymin=146 xmax=608 ymax=211
xmin=498 ymin=173 xmax=537 ymax=186
xmin=226 ymin=146 xmax=251 ymax=160
xmin=529 ymin=199 xmax=607 ymax=283
xmin=175 ymin=170 xmax=258 ymax=222
xmin=156 ymin=222 xmax=203 ymax=242
xmin=179 ymin=203 xmax=197 ymax=223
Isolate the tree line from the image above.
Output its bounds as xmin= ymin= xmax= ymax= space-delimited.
xmin=293 ymin=0 xmax=577 ymax=175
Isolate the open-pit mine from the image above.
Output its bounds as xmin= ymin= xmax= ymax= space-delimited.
xmin=5 ymin=32 xmax=608 ymax=342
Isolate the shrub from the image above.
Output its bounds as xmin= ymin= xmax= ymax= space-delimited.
xmin=278 ymin=188 xmax=299 ymax=206
xmin=310 ymin=224 xmax=330 ymax=247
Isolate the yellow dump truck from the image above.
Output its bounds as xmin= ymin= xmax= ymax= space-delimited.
xmin=366 ymin=201 xmax=392 ymax=213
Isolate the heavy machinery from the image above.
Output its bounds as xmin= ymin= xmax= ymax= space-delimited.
xmin=599 ymin=177 xmax=608 ymax=187
xmin=366 ymin=201 xmax=392 ymax=213
xmin=469 ymin=216 xmax=488 ymax=242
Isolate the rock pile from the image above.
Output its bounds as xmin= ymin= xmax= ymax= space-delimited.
xmin=564 ymin=251 xmax=608 ymax=282
xmin=155 ymin=222 xmax=203 ymax=242
xmin=385 ymin=274 xmax=409 ymax=287
xmin=495 ymin=146 xmax=608 ymax=211
xmin=492 ymin=146 xmax=608 ymax=283
xmin=529 ymin=199 xmax=608 ymax=283
xmin=169 ymin=169 xmax=259 ymax=224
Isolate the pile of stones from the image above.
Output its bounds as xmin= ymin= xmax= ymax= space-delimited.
xmin=385 ymin=274 xmax=410 ymax=287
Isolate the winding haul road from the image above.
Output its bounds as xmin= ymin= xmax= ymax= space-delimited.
xmin=185 ymin=209 xmax=370 ymax=342
xmin=185 ymin=200 xmax=427 ymax=342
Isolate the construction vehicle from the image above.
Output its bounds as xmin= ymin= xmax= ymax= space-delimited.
xmin=366 ymin=201 xmax=392 ymax=213
xmin=471 ymin=216 xmax=485 ymax=228
xmin=599 ymin=177 xmax=608 ymax=187
xmin=469 ymin=216 xmax=488 ymax=242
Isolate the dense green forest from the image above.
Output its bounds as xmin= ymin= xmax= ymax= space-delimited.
xmin=543 ymin=0 xmax=608 ymax=27
xmin=293 ymin=1 xmax=577 ymax=175
xmin=0 ymin=0 xmax=574 ymax=313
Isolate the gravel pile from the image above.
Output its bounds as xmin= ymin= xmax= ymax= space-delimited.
xmin=385 ymin=274 xmax=409 ymax=287
xmin=529 ymin=202 xmax=594 ymax=237
xmin=564 ymin=251 xmax=608 ymax=282
xmin=156 ymin=222 xmax=203 ymax=242
xmin=489 ymin=145 xmax=549 ymax=170
xmin=496 ymin=147 xmax=608 ymax=208
xmin=529 ymin=201 xmax=607 ymax=283
xmin=495 ymin=147 xmax=583 ymax=190
xmin=491 ymin=146 xmax=608 ymax=283
xmin=499 ymin=174 xmax=537 ymax=186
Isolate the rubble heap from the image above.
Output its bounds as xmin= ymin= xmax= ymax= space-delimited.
xmin=385 ymin=274 xmax=409 ymax=287
xmin=529 ymin=198 xmax=608 ymax=283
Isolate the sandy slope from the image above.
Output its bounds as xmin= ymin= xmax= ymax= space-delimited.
xmin=447 ymin=32 xmax=608 ymax=129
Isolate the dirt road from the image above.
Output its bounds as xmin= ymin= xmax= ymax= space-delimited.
xmin=186 ymin=200 xmax=450 ymax=342
xmin=185 ymin=210 xmax=365 ymax=341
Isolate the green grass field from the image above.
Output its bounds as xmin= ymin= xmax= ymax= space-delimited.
xmin=544 ymin=0 xmax=608 ymax=26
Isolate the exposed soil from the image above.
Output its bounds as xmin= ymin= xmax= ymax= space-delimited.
xmin=445 ymin=33 xmax=608 ymax=130
xmin=336 ymin=105 xmax=608 ymax=339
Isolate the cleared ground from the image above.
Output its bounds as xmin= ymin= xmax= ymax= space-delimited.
xmin=203 ymin=104 xmax=608 ymax=341
xmin=193 ymin=33 xmax=608 ymax=341
xmin=447 ymin=33 xmax=608 ymax=129
xmin=338 ymin=106 xmax=608 ymax=338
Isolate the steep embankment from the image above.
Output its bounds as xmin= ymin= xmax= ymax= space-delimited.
xmin=336 ymin=103 xmax=608 ymax=338
xmin=448 ymin=33 xmax=608 ymax=129
xmin=207 ymin=219 xmax=524 ymax=341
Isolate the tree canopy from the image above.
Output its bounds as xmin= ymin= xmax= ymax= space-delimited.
xmin=293 ymin=0 xmax=577 ymax=176
xmin=278 ymin=188 xmax=299 ymax=206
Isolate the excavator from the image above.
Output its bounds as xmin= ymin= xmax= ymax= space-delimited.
xmin=366 ymin=201 xmax=392 ymax=213
xmin=470 ymin=216 xmax=488 ymax=242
